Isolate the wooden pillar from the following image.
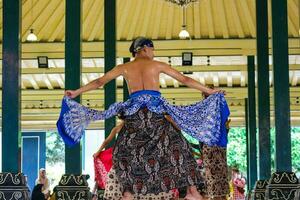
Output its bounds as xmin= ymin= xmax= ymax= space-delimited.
xmin=265 ymin=1 xmax=299 ymax=199
xmin=2 ymin=0 xmax=22 ymax=173
xmin=247 ymin=56 xmax=258 ymax=190
xmin=271 ymin=0 xmax=291 ymax=172
xmin=65 ymin=0 xmax=82 ymax=174
xmin=256 ymin=0 xmax=271 ymax=180
xmin=245 ymin=98 xmax=250 ymax=192
xmin=104 ymin=0 xmax=117 ymax=147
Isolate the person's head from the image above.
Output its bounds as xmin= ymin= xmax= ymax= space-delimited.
xmin=129 ymin=37 xmax=154 ymax=59
xmin=39 ymin=168 xmax=46 ymax=178
xmin=231 ymin=167 xmax=240 ymax=178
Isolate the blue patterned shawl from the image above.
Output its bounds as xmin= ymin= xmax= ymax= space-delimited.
xmin=57 ymin=90 xmax=230 ymax=147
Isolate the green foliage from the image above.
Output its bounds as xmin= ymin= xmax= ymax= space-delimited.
xmin=291 ymin=127 xmax=300 ymax=172
xmin=46 ymin=132 xmax=65 ymax=165
xmin=226 ymin=127 xmax=300 ymax=176
xmin=227 ymin=128 xmax=247 ymax=174
xmin=270 ymin=127 xmax=300 ymax=173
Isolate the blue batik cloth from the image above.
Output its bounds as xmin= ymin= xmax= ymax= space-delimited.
xmin=57 ymin=90 xmax=230 ymax=147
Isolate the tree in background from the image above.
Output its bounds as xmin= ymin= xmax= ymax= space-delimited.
xmin=291 ymin=128 xmax=300 ymax=173
xmin=226 ymin=127 xmax=300 ymax=177
xmin=270 ymin=128 xmax=300 ymax=173
xmin=46 ymin=132 xmax=65 ymax=190
xmin=46 ymin=132 xmax=65 ymax=164
xmin=184 ymin=127 xmax=300 ymax=178
xmin=227 ymin=128 xmax=247 ymax=175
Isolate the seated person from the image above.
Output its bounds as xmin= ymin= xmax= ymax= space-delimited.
xmin=31 ymin=184 xmax=45 ymax=200
xmin=35 ymin=168 xmax=50 ymax=199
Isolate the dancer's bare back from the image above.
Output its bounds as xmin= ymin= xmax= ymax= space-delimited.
xmin=65 ymin=58 xmax=223 ymax=99
xmin=119 ymin=58 xmax=178 ymax=93
xmin=65 ymin=58 xmax=221 ymax=98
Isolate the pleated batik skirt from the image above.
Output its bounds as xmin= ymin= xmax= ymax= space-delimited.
xmin=113 ymin=109 xmax=203 ymax=195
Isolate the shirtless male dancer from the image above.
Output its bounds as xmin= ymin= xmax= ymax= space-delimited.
xmin=65 ymin=37 xmax=223 ymax=200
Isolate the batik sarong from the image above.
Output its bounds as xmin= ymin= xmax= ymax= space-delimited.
xmin=112 ymin=108 xmax=203 ymax=194
xmin=104 ymin=168 xmax=177 ymax=199
xmin=57 ymin=90 xmax=230 ymax=195
xmin=94 ymin=147 xmax=113 ymax=189
xmin=202 ymin=144 xmax=229 ymax=198
xmin=56 ymin=90 xmax=229 ymax=147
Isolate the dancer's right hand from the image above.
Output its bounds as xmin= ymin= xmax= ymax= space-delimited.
xmin=93 ymin=151 xmax=101 ymax=158
xmin=65 ymin=90 xmax=79 ymax=98
xmin=93 ymin=153 xmax=99 ymax=158
xmin=208 ymin=88 xmax=226 ymax=95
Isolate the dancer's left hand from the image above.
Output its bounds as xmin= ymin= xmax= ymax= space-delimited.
xmin=65 ymin=90 xmax=80 ymax=98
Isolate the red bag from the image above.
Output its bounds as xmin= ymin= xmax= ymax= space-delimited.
xmin=93 ymin=148 xmax=113 ymax=189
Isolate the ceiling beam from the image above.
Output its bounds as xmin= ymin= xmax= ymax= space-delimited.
xmin=173 ymin=79 xmax=179 ymax=87
xmin=267 ymin=0 xmax=272 ymax=36
xmin=205 ymin=0 xmax=215 ymax=38
xmin=288 ymin=15 xmax=298 ymax=37
xmin=240 ymin=0 xmax=256 ymax=37
xmin=22 ymin=0 xmax=61 ymax=42
xmin=37 ymin=0 xmax=64 ymax=41
xmin=21 ymin=80 xmax=26 ymax=90
xmin=291 ymin=71 xmax=299 ymax=86
xmin=217 ymin=0 xmax=229 ymax=38
xmin=240 ymin=71 xmax=246 ymax=87
xmin=193 ymin=3 xmax=201 ymax=39
xmin=227 ymin=72 xmax=233 ymax=87
xmin=151 ymin=1 xmax=164 ymax=40
xmin=82 ymin=74 xmax=88 ymax=85
xmin=85 ymin=0 xmax=103 ymax=41
xmin=140 ymin=0 xmax=154 ymax=37
xmin=160 ymin=75 xmax=167 ymax=88
xmin=212 ymin=72 xmax=219 ymax=87
xmin=288 ymin=0 xmax=299 ymax=36
xmin=54 ymin=74 xmax=65 ymax=88
xmin=6 ymin=64 xmax=299 ymax=74
xmin=127 ymin=0 xmax=144 ymax=40
xmin=44 ymin=74 xmax=54 ymax=89
xmin=229 ymin=0 xmax=245 ymax=38
xmin=28 ymin=75 xmax=40 ymax=89
xmin=87 ymin=1 xmax=104 ymax=41
xmin=20 ymin=0 xmax=49 ymax=42
xmin=5 ymin=38 xmax=297 ymax=58
xmin=48 ymin=9 xmax=65 ymax=42
xmin=199 ymin=75 xmax=205 ymax=85
xmin=116 ymin=0 xmax=132 ymax=40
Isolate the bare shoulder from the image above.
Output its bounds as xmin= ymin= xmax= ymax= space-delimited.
xmin=115 ymin=63 xmax=125 ymax=68
xmin=152 ymin=60 xmax=169 ymax=70
xmin=113 ymin=63 xmax=127 ymax=72
xmin=119 ymin=60 xmax=137 ymax=68
xmin=153 ymin=60 xmax=168 ymax=66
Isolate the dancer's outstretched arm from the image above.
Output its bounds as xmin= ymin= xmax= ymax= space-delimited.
xmin=65 ymin=65 xmax=123 ymax=98
xmin=93 ymin=121 xmax=124 ymax=157
xmin=160 ymin=62 xmax=224 ymax=95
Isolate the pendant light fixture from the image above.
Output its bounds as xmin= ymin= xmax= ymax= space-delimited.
xmin=178 ymin=6 xmax=190 ymax=39
xmin=26 ymin=0 xmax=37 ymax=42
